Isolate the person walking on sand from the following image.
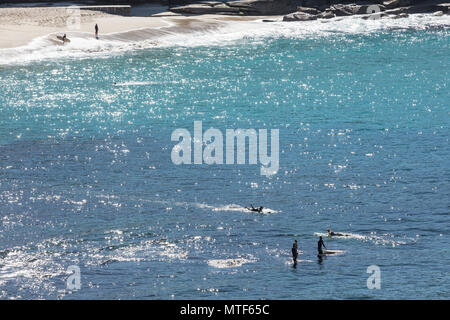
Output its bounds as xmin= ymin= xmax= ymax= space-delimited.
xmin=95 ymin=24 xmax=99 ymax=39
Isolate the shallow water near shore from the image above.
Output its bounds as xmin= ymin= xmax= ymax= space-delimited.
xmin=0 ymin=17 xmax=449 ymax=299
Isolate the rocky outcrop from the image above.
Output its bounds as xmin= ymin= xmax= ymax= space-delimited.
xmin=170 ymin=2 xmax=241 ymax=15
xmin=296 ymin=6 xmax=322 ymax=15
xmin=283 ymin=0 xmax=449 ymax=22
xmin=329 ymin=4 xmax=388 ymax=16
xmin=171 ymin=0 xmax=297 ymax=15
xmin=300 ymin=0 xmax=330 ymax=10
xmin=317 ymin=10 xmax=336 ymax=19
xmin=283 ymin=12 xmax=318 ymax=21
xmin=169 ymin=0 xmax=450 ymax=18
xmin=227 ymin=0 xmax=297 ymax=14
xmin=383 ymin=0 xmax=412 ymax=10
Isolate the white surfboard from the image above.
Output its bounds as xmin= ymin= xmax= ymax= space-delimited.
xmin=319 ymin=249 xmax=346 ymax=256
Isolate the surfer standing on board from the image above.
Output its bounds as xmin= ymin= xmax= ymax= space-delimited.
xmin=318 ymin=236 xmax=327 ymax=255
xmin=292 ymin=240 xmax=298 ymax=267
xmin=95 ymin=24 xmax=99 ymax=39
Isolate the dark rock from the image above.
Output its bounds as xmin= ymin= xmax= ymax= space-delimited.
xmin=383 ymin=0 xmax=411 ymax=10
xmin=297 ymin=6 xmax=322 ymax=15
xmin=283 ymin=12 xmax=318 ymax=21
xmin=171 ymin=0 xmax=450 ymax=17
xmin=198 ymin=1 xmax=224 ymax=5
xmin=170 ymin=3 xmax=241 ymax=15
xmin=436 ymin=4 xmax=450 ymax=13
xmin=383 ymin=0 xmax=399 ymax=9
xmin=301 ymin=0 xmax=330 ymax=10
xmin=330 ymin=3 xmax=386 ymax=16
xmin=317 ymin=10 xmax=336 ymax=19
xmin=226 ymin=0 xmax=297 ymax=15
xmin=330 ymin=4 xmax=360 ymax=16
xmin=403 ymin=3 xmax=449 ymax=14
xmin=384 ymin=6 xmax=410 ymax=15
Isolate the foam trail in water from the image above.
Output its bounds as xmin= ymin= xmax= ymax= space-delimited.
xmin=313 ymin=232 xmax=417 ymax=247
xmin=207 ymin=255 xmax=257 ymax=268
xmin=113 ymin=81 xmax=157 ymax=86
xmin=196 ymin=203 xmax=279 ymax=214
xmin=132 ymin=196 xmax=280 ymax=214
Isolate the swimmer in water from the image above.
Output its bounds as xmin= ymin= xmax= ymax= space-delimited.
xmin=245 ymin=204 xmax=263 ymax=213
xmin=327 ymin=229 xmax=346 ymax=237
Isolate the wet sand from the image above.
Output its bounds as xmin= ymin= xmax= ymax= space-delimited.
xmin=0 ymin=4 xmax=266 ymax=49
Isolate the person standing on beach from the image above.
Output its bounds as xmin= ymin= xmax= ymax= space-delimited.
xmin=95 ymin=24 xmax=99 ymax=39
xmin=292 ymin=240 xmax=298 ymax=267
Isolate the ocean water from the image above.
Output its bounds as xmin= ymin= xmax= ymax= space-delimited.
xmin=0 ymin=15 xmax=449 ymax=299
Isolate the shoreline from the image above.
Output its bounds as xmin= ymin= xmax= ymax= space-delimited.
xmin=1 ymin=2 xmax=449 ymax=50
xmin=0 ymin=3 xmax=448 ymax=65
xmin=0 ymin=4 xmax=267 ymax=49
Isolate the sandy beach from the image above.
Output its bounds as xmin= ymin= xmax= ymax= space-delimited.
xmin=0 ymin=4 xmax=265 ymax=49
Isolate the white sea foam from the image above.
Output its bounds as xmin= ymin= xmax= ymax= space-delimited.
xmin=113 ymin=81 xmax=158 ymax=86
xmin=207 ymin=255 xmax=257 ymax=268
xmin=146 ymin=198 xmax=279 ymax=214
xmin=0 ymin=14 xmax=448 ymax=66
xmin=92 ymin=239 xmax=189 ymax=266
xmin=313 ymin=231 xmax=417 ymax=247
xmin=194 ymin=203 xmax=279 ymax=214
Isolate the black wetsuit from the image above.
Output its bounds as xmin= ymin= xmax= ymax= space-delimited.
xmin=292 ymin=243 xmax=298 ymax=263
xmin=318 ymin=238 xmax=326 ymax=255
xmin=247 ymin=206 xmax=263 ymax=213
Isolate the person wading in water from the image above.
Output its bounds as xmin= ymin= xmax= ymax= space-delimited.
xmin=318 ymin=236 xmax=327 ymax=255
xmin=292 ymin=240 xmax=298 ymax=267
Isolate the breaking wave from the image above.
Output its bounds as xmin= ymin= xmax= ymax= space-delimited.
xmin=0 ymin=13 xmax=448 ymax=65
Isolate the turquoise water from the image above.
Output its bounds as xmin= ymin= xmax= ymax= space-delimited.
xmin=0 ymin=21 xmax=449 ymax=299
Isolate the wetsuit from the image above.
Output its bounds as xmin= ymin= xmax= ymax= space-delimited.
xmin=318 ymin=238 xmax=326 ymax=255
xmin=247 ymin=205 xmax=263 ymax=213
xmin=292 ymin=243 xmax=298 ymax=263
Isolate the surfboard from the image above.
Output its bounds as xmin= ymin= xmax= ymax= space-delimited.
xmin=318 ymin=250 xmax=345 ymax=256
xmin=56 ymin=35 xmax=71 ymax=43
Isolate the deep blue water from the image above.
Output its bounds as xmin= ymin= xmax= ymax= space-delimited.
xmin=0 ymin=27 xmax=449 ymax=299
